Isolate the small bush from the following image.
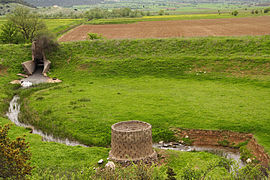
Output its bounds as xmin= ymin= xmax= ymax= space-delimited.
xmin=0 ymin=124 xmax=33 ymax=179
xmin=152 ymin=128 xmax=177 ymax=142
xmin=239 ymin=146 xmax=254 ymax=161
xmin=0 ymin=22 xmax=24 ymax=44
xmin=232 ymin=10 xmax=239 ymax=16
xmin=264 ymin=7 xmax=270 ymax=13
xmin=88 ymin=33 xmax=104 ymax=40
xmin=218 ymin=139 xmax=230 ymax=147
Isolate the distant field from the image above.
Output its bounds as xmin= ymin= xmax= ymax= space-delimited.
xmin=0 ymin=18 xmax=82 ymax=35
xmin=59 ymin=16 xmax=270 ymax=41
xmin=44 ymin=19 xmax=83 ymax=36
xmin=86 ymin=13 xmax=270 ymax=25
xmin=73 ymin=2 xmax=266 ymax=15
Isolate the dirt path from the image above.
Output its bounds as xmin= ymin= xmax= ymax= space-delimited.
xmin=59 ymin=16 xmax=270 ymax=42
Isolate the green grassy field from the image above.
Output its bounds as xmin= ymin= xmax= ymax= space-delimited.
xmin=86 ymin=12 xmax=270 ymax=24
xmin=0 ymin=18 xmax=82 ymax=36
xmin=0 ymin=36 xmax=269 ymax=178
xmin=44 ymin=19 xmax=83 ymax=36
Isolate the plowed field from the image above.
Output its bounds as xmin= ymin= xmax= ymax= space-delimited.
xmin=59 ymin=16 xmax=270 ymax=42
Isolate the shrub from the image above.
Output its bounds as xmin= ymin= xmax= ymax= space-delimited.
xmin=0 ymin=22 xmax=24 ymax=44
xmin=0 ymin=124 xmax=33 ymax=179
xmin=88 ymin=33 xmax=104 ymax=40
xmin=232 ymin=10 xmax=238 ymax=16
xmin=264 ymin=7 xmax=270 ymax=13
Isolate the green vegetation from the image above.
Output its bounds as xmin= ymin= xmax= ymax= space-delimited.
xmin=88 ymin=32 xmax=104 ymax=40
xmin=0 ymin=124 xmax=32 ymax=179
xmin=0 ymin=35 xmax=270 ymax=177
xmin=86 ymin=13 xmax=270 ymax=25
xmin=44 ymin=19 xmax=83 ymax=36
xmin=0 ymin=18 xmax=82 ymax=40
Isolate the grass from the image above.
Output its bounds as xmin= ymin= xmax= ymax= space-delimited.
xmin=44 ymin=19 xmax=83 ymax=36
xmin=19 ymin=37 xmax=270 ymax=149
xmin=0 ymin=18 xmax=82 ymax=36
xmin=86 ymin=13 xmax=270 ymax=24
xmin=0 ymin=36 xmax=269 ymax=176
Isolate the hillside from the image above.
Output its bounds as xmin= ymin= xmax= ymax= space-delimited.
xmin=0 ymin=0 xmax=35 ymax=7
xmin=23 ymin=0 xmax=270 ymax=7
xmin=24 ymin=0 xmax=103 ymax=7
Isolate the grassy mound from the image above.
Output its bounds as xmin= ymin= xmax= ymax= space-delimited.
xmin=0 ymin=36 xmax=269 ymax=176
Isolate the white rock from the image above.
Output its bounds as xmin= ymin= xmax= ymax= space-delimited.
xmin=246 ymin=158 xmax=252 ymax=163
xmin=105 ymin=161 xmax=115 ymax=170
xmin=21 ymin=81 xmax=32 ymax=88
xmin=185 ymin=135 xmax=189 ymax=138
xmin=98 ymin=159 xmax=104 ymax=164
xmin=159 ymin=141 xmax=164 ymax=145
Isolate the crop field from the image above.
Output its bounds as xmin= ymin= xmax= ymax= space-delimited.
xmin=1 ymin=35 xmax=270 ymax=178
xmin=59 ymin=16 xmax=270 ymax=41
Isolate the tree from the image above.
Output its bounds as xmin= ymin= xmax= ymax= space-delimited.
xmin=158 ymin=9 xmax=165 ymax=16
xmin=7 ymin=7 xmax=47 ymax=42
xmin=0 ymin=124 xmax=33 ymax=179
xmin=232 ymin=10 xmax=238 ymax=16
xmin=0 ymin=22 xmax=23 ymax=44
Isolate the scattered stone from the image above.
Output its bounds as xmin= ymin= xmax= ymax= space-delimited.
xmin=163 ymin=143 xmax=169 ymax=147
xmin=10 ymin=80 xmax=21 ymax=84
xmin=172 ymin=142 xmax=179 ymax=145
xmin=185 ymin=135 xmax=189 ymax=138
xmin=17 ymin=73 xmax=28 ymax=78
xmin=105 ymin=161 xmax=115 ymax=170
xmin=159 ymin=141 xmax=164 ymax=146
xmin=98 ymin=159 xmax=104 ymax=164
xmin=246 ymin=158 xmax=252 ymax=163
xmin=21 ymin=81 xmax=33 ymax=88
xmin=179 ymin=140 xmax=184 ymax=144
xmin=169 ymin=142 xmax=173 ymax=146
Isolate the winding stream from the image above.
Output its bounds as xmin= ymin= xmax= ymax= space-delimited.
xmin=6 ymin=95 xmax=245 ymax=168
xmin=6 ymin=95 xmax=87 ymax=147
xmin=153 ymin=143 xmax=245 ymax=168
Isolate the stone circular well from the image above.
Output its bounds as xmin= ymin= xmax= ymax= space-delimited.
xmin=109 ymin=120 xmax=157 ymax=164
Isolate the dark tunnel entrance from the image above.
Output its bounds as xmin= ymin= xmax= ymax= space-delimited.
xmin=21 ymin=41 xmax=51 ymax=75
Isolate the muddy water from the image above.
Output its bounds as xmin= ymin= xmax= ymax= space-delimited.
xmin=153 ymin=143 xmax=245 ymax=168
xmin=6 ymin=95 xmax=87 ymax=147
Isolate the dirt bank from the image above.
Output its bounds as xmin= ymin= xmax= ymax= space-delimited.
xmin=174 ymin=128 xmax=270 ymax=168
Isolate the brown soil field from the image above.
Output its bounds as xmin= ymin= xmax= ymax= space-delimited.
xmin=59 ymin=16 xmax=270 ymax=42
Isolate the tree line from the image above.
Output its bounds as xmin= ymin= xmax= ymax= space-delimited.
xmin=84 ymin=8 xmax=146 ymax=20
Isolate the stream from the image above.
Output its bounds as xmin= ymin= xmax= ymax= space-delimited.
xmin=153 ymin=143 xmax=245 ymax=169
xmin=6 ymin=95 xmax=245 ymax=167
xmin=6 ymin=95 xmax=87 ymax=147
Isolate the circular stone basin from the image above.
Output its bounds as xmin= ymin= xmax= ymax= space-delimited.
xmin=109 ymin=120 xmax=157 ymax=164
